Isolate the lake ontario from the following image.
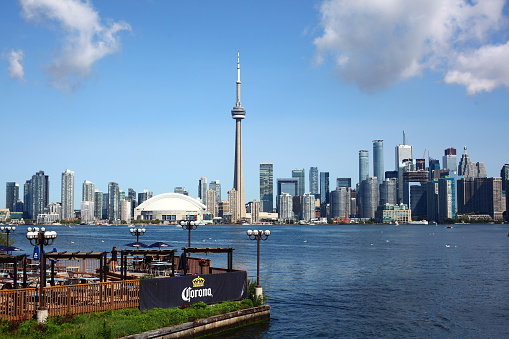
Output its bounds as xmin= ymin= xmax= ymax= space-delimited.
xmin=9 ymin=223 xmax=509 ymax=338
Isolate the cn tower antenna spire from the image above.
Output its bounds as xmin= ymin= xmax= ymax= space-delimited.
xmin=236 ymin=50 xmax=241 ymax=107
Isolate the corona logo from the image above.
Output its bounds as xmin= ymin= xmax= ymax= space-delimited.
xmin=192 ymin=276 xmax=205 ymax=288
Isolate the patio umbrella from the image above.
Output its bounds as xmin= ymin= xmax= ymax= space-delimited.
xmin=33 ymin=245 xmax=40 ymax=260
xmin=124 ymin=241 xmax=148 ymax=248
xmin=0 ymin=245 xmax=23 ymax=252
xmin=148 ymin=242 xmax=172 ymax=249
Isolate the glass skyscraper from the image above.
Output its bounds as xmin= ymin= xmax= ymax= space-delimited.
xmin=373 ymin=140 xmax=384 ymax=182
xmin=320 ymin=172 xmax=329 ymax=217
xmin=5 ymin=182 xmax=19 ymax=211
xmin=359 ymin=150 xmax=369 ymax=184
xmin=292 ymin=169 xmax=305 ymax=196
xmin=309 ymin=167 xmax=319 ymax=196
xmin=259 ymin=163 xmax=273 ymax=213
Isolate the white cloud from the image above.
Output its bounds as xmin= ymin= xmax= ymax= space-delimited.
xmin=20 ymin=0 xmax=131 ymax=92
xmin=314 ymin=0 xmax=508 ymax=94
xmin=6 ymin=49 xmax=25 ymax=81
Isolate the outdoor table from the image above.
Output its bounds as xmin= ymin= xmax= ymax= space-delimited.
xmin=79 ymin=277 xmax=100 ymax=284
xmin=150 ymin=262 xmax=173 ymax=276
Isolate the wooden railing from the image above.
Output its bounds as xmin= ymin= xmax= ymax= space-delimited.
xmin=0 ymin=280 xmax=139 ymax=322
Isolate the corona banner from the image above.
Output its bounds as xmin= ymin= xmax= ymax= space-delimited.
xmin=139 ymin=271 xmax=248 ymax=310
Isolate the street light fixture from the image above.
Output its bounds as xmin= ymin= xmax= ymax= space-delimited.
xmin=180 ymin=220 xmax=199 ymax=249
xmin=26 ymin=227 xmax=57 ymax=323
xmin=129 ymin=226 xmax=146 ymax=242
xmin=246 ymin=229 xmax=270 ymax=298
xmin=0 ymin=226 xmax=16 ymax=247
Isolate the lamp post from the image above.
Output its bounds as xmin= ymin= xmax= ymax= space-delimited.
xmin=0 ymin=226 xmax=16 ymax=247
xmin=180 ymin=220 xmax=199 ymax=249
xmin=246 ymin=229 xmax=270 ymax=298
xmin=129 ymin=226 xmax=146 ymax=242
xmin=26 ymin=227 xmax=57 ymax=324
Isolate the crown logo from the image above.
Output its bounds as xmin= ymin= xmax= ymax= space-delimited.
xmin=192 ymin=276 xmax=205 ymax=288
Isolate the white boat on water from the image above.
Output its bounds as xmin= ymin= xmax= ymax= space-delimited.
xmin=407 ymin=220 xmax=429 ymax=225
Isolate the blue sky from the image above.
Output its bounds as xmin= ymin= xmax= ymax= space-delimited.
xmin=1 ymin=0 xmax=508 ymax=208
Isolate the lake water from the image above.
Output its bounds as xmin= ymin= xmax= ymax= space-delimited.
xmin=9 ymin=223 xmax=509 ymax=338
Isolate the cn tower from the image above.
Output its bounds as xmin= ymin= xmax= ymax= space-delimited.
xmin=231 ymin=51 xmax=246 ymax=220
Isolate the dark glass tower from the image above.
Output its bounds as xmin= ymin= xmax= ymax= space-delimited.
xmin=309 ymin=167 xmax=319 ymax=196
xmin=373 ymin=140 xmax=384 ymax=182
xmin=259 ymin=163 xmax=273 ymax=212
xmin=292 ymin=169 xmax=305 ymax=196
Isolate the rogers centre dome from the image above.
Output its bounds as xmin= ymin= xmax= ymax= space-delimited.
xmin=133 ymin=193 xmax=206 ymax=222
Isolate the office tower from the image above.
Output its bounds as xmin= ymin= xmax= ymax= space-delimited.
xmin=361 ymin=177 xmax=379 ymax=219
xmin=231 ymin=51 xmax=246 ymax=220
xmin=81 ymin=201 xmax=94 ymax=224
xmin=501 ymin=164 xmax=509 ymax=192
xmin=415 ymin=159 xmax=426 ymax=171
xmin=309 ymin=167 xmax=319 ymax=196
xmin=302 ymin=193 xmax=315 ymax=222
xmin=278 ymin=193 xmax=293 ymax=221
xmin=457 ymin=177 xmax=503 ymax=220
xmin=108 ymin=182 xmax=120 ymax=222
xmin=458 ymin=146 xmax=478 ymax=178
xmin=102 ymin=193 xmax=108 ymax=220
xmin=61 ymin=169 xmax=75 ymax=220
xmin=428 ymin=158 xmax=441 ymax=180
xmin=82 ymin=180 xmax=95 ymax=202
xmin=292 ymin=196 xmax=302 ymax=220
xmin=28 ymin=170 xmax=49 ymax=220
xmin=385 ymin=171 xmax=398 ymax=179
xmin=373 ymin=140 xmax=384 ymax=182
xmin=119 ymin=190 xmax=126 ymax=203
xmin=138 ymin=189 xmax=152 ymax=206
xmin=395 ymin=132 xmax=413 ymax=204
xmin=198 ymin=175 xmax=207 ymax=204
xmin=94 ymin=190 xmax=103 ymax=220
xmin=442 ymin=148 xmax=457 ymax=171
xmin=277 ymin=178 xmax=299 ymax=199
xmin=336 ymin=178 xmax=351 ymax=188
xmin=292 ymin=169 xmax=305 ymax=196
xmin=259 ymin=163 xmax=274 ymax=213
xmin=128 ymin=188 xmax=137 ymax=216
xmin=476 ymin=162 xmax=487 ymax=178
xmin=228 ymin=188 xmax=238 ymax=222
xmin=5 ymin=182 xmax=19 ymax=211
xmin=218 ymin=201 xmax=230 ymax=218
xmin=427 ymin=180 xmax=439 ymax=222
xmin=13 ymin=200 xmax=23 ymax=213
xmin=438 ymin=177 xmax=456 ymax=220
xmin=320 ymin=172 xmax=330 ymax=217
xmin=174 ymin=187 xmax=188 ymax=195
xmin=410 ymin=185 xmax=427 ymax=218
xmin=206 ymin=189 xmax=217 ymax=217
xmin=380 ymin=178 xmax=397 ymax=205
xmin=359 ymin=150 xmax=369 ymax=184
xmin=121 ymin=200 xmax=131 ymax=222
xmin=251 ymin=200 xmax=260 ymax=223
xmin=331 ymin=187 xmax=351 ymax=219
xmin=209 ymin=180 xmax=221 ymax=204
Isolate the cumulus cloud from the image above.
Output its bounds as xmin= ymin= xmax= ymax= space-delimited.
xmin=314 ymin=0 xmax=509 ymax=94
xmin=19 ymin=0 xmax=131 ymax=92
xmin=6 ymin=49 xmax=25 ymax=81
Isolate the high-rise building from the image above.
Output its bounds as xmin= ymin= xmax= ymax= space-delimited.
xmin=427 ymin=179 xmax=439 ymax=223
xmin=336 ymin=178 xmax=351 ymax=188
xmin=28 ymin=171 xmax=49 ymax=220
xmin=108 ymin=182 xmax=120 ymax=222
xmin=501 ymin=164 xmax=509 ymax=191
xmin=278 ymin=193 xmax=293 ymax=221
xmin=174 ymin=187 xmax=188 ymax=195
xmin=320 ymin=172 xmax=330 ymax=217
xmin=373 ymin=140 xmax=384 ymax=182
xmin=292 ymin=169 xmax=305 ymax=196
xmin=277 ymin=178 xmax=299 ymax=197
xmin=359 ymin=150 xmax=369 ymax=184
xmin=438 ymin=177 xmax=456 ymax=220
xmin=301 ymin=193 xmax=315 ymax=222
xmin=82 ymin=180 xmax=95 ymax=202
xmin=121 ymin=200 xmax=131 ymax=223
xmin=428 ymin=158 xmax=441 ymax=180
xmin=138 ymin=189 xmax=152 ymax=206
xmin=61 ymin=169 xmax=75 ymax=220
xmin=81 ymin=201 xmax=94 ymax=224
xmin=458 ymin=146 xmax=477 ymax=178
xmin=206 ymin=189 xmax=217 ymax=217
xmin=198 ymin=175 xmax=207 ymax=204
xmin=380 ymin=178 xmax=397 ymax=205
xmin=410 ymin=184 xmax=427 ymax=218
xmin=309 ymin=167 xmax=319 ymax=196
xmin=128 ymin=188 xmax=137 ymax=216
xmin=102 ymin=193 xmax=108 ymax=220
xmin=331 ymin=187 xmax=351 ymax=220
xmin=228 ymin=188 xmax=238 ymax=222
xmin=94 ymin=190 xmax=103 ymax=220
xmin=457 ymin=177 xmax=503 ymax=220
xmin=361 ymin=177 xmax=379 ymax=219
xmin=209 ymin=180 xmax=221 ymax=204
xmin=395 ymin=133 xmax=413 ymax=204
xmin=5 ymin=182 xmax=19 ymax=211
xmin=259 ymin=163 xmax=273 ymax=213
xmin=442 ymin=147 xmax=457 ymax=171
xmin=231 ymin=51 xmax=246 ymax=220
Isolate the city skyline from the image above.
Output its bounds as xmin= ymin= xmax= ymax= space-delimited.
xmin=1 ymin=1 xmax=508 ymax=208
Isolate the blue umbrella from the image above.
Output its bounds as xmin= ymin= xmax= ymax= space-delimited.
xmin=0 ymin=245 xmax=23 ymax=252
xmin=124 ymin=241 xmax=148 ymax=248
xmin=33 ymin=246 xmax=40 ymax=260
xmin=148 ymin=242 xmax=172 ymax=249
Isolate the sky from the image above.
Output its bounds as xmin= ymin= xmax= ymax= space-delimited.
xmin=1 ymin=0 xmax=509 ymax=208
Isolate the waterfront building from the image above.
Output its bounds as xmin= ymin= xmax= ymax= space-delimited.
xmin=259 ymin=163 xmax=274 ymax=213
xmin=309 ymin=167 xmax=319 ymax=196
xmin=457 ymin=177 xmax=503 ymax=220
xmin=5 ymin=182 xmax=19 ymax=211
xmin=13 ymin=200 xmax=23 ymax=213
xmin=320 ymin=172 xmax=330 ymax=217
xmin=81 ymin=201 xmax=95 ymax=224
xmin=231 ymin=51 xmax=247 ymax=220
xmin=278 ymin=193 xmax=293 ymax=221
xmin=228 ymin=188 xmax=239 ymax=222
xmin=292 ymin=169 xmax=305 ymax=196
xmin=336 ymin=178 xmax=351 ymax=188
xmin=218 ymin=201 xmax=230 ymax=218
xmin=375 ymin=203 xmax=411 ymax=224
xmin=36 ymin=213 xmax=59 ymax=225
xmin=134 ymin=193 xmax=206 ymax=222
xmin=108 ymin=182 xmax=120 ymax=222
xmin=198 ymin=175 xmax=207 ymax=205
xmin=46 ymin=202 xmax=62 ymax=218
xmin=427 ymin=180 xmax=439 ymax=222
xmin=359 ymin=150 xmax=369 ymax=184
xmin=120 ymin=200 xmax=131 ymax=222
xmin=276 ymin=178 xmax=299 ymax=213
xmin=373 ymin=140 xmax=384 ymax=183
xmin=442 ymin=148 xmax=457 ymax=171
xmin=251 ymin=200 xmax=260 ymax=223
xmin=360 ymin=177 xmax=379 ymax=219
xmin=206 ymin=189 xmax=217 ymax=217
xmin=301 ymin=193 xmax=315 ymax=222
xmin=94 ymin=190 xmax=103 ymax=220
xmin=26 ymin=171 xmax=49 ymax=220
xmin=501 ymin=164 xmax=509 ymax=192
xmin=61 ymin=169 xmax=75 ymax=220
xmin=380 ymin=178 xmax=397 ymax=205
xmin=209 ymin=180 xmax=221 ymax=204
xmin=410 ymin=184 xmax=427 ymax=219
xmin=330 ymin=187 xmax=351 ymax=220
xmin=438 ymin=177 xmax=456 ymax=220
xmin=82 ymin=180 xmax=95 ymax=202
xmin=102 ymin=193 xmax=108 ymax=220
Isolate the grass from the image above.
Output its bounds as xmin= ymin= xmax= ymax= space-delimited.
xmin=0 ymin=299 xmax=256 ymax=339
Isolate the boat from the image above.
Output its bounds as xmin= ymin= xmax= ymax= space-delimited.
xmin=406 ymin=220 xmax=429 ymax=225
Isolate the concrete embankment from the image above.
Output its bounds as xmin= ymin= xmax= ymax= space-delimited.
xmin=124 ymin=305 xmax=271 ymax=338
